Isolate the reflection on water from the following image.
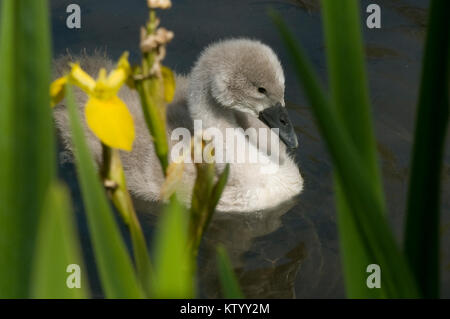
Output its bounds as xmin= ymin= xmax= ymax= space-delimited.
xmin=51 ymin=0 xmax=450 ymax=298
xmin=198 ymin=200 xmax=302 ymax=298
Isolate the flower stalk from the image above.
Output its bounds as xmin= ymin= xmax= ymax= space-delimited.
xmin=134 ymin=4 xmax=175 ymax=174
xmin=100 ymin=143 xmax=153 ymax=296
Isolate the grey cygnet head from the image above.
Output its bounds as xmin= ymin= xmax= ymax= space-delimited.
xmin=188 ymin=38 xmax=298 ymax=149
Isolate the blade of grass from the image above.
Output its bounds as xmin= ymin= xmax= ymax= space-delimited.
xmin=151 ymin=198 xmax=194 ymax=298
xmin=0 ymin=0 xmax=56 ymax=298
xmin=321 ymin=0 xmax=385 ymax=298
xmin=31 ymin=182 xmax=89 ymax=299
xmin=216 ymin=245 xmax=244 ymax=299
xmin=404 ymin=0 xmax=450 ymax=298
xmin=271 ymin=11 xmax=420 ymax=297
xmin=65 ymin=84 xmax=143 ymax=298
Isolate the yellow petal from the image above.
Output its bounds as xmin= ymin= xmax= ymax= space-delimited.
xmin=69 ymin=63 xmax=96 ymax=94
xmin=104 ymin=68 xmax=128 ymax=94
xmin=50 ymin=76 xmax=68 ymax=107
xmin=117 ymin=52 xmax=131 ymax=75
xmin=161 ymin=66 xmax=176 ymax=103
xmin=160 ymin=159 xmax=184 ymax=201
xmin=85 ymin=96 xmax=135 ymax=151
xmin=94 ymin=53 xmax=131 ymax=98
xmin=97 ymin=68 xmax=108 ymax=82
xmin=107 ymin=52 xmax=131 ymax=90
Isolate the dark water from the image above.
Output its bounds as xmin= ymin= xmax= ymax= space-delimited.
xmin=51 ymin=0 xmax=450 ymax=298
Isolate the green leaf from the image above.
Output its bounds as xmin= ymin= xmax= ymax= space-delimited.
xmin=320 ymin=0 xmax=385 ymax=298
xmin=216 ymin=245 xmax=244 ymax=299
xmin=31 ymin=182 xmax=89 ymax=299
xmin=0 ymin=0 xmax=56 ymax=298
xmin=151 ymin=198 xmax=194 ymax=298
xmin=404 ymin=0 xmax=450 ymax=298
xmin=271 ymin=8 xmax=420 ymax=298
xmin=65 ymin=84 xmax=143 ymax=298
xmin=321 ymin=0 xmax=382 ymax=182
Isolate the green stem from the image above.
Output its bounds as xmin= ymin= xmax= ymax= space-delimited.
xmin=135 ymin=8 xmax=169 ymax=174
xmin=101 ymin=143 xmax=153 ymax=296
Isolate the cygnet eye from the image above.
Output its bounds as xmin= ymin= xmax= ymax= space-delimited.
xmin=258 ymin=87 xmax=267 ymax=94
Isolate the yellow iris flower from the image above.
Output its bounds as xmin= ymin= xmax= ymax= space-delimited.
xmin=50 ymin=52 xmax=135 ymax=152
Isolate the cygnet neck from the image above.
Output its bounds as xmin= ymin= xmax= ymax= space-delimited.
xmin=188 ymin=77 xmax=239 ymax=131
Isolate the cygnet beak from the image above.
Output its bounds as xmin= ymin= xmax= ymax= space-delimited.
xmin=258 ymin=103 xmax=299 ymax=150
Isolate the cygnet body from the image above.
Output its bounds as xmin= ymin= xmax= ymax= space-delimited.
xmin=53 ymin=39 xmax=303 ymax=212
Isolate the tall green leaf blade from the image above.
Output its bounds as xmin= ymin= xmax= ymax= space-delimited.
xmin=0 ymin=0 xmax=56 ymax=298
xmin=31 ymin=182 xmax=88 ymax=299
xmin=152 ymin=198 xmax=194 ymax=298
xmin=65 ymin=85 xmax=143 ymax=298
xmin=271 ymin=11 xmax=420 ymax=298
xmin=321 ymin=0 xmax=385 ymax=298
xmin=404 ymin=0 xmax=450 ymax=298
xmin=335 ymin=188 xmax=383 ymax=297
xmin=216 ymin=246 xmax=244 ymax=299
xmin=321 ymin=0 xmax=383 ymax=187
